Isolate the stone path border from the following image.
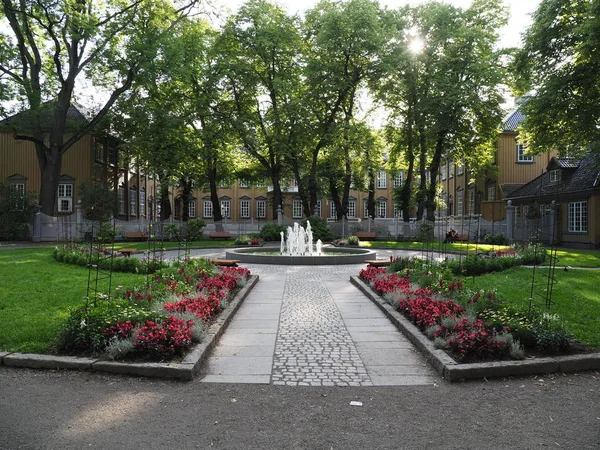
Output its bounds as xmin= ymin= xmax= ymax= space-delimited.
xmin=350 ymin=276 xmax=600 ymax=381
xmin=0 ymin=276 xmax=259 ymax=381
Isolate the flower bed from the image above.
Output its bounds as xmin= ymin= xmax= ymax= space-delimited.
xmin=55 ymin=259 xmax=251 ymax=361
xmin=359 ymin=260 xmax=576 ymax=363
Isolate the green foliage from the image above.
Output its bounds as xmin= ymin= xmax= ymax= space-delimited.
xmin=481 ymin=232 xmax=505 ymax=245
xmin=259 ymin=223 xmax=286 ymax=241
xmin=303 ymin=216 xmax=332 ymax=241
xmin=163 ymin=224 xmax=182 ymax=241
xmin=346 ymin=235 xmax=360 ymax=245
xmin=234 ymin=235 xmax=251 ymax=245
xmin=515 ymin=241 xmax=547 ymax=265
xmin=184 ymin=219 xmax=206 ymax=241
xmin=0 ymin=182 xmax=36 ymax=240
xmin=78 ymin=182 xmax=117 ymax=221
xmin=52 ymin=246 xmax=167 ymax=274
xmin=97 ymin=222 xmax=116 ymax=244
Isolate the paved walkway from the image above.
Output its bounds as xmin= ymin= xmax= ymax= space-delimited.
xmin=201 ymin=264 xmax=438 ymax=386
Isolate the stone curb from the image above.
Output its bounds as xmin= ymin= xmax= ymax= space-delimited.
xmin=0 ymin=276 xmax=259 ymax=381
xmin=350 ymin=276 xmax=600 ymax=381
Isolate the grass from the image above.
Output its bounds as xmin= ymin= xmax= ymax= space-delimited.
xmin=360 ymin=240 xmax=600 ymax=268
xmin=464 ymin=267 xmax=600 ymax=349
xmin=0 ymin=248 xmax=146 ymax=353
xmin=111 ymin=239 xmax=236 ymax=251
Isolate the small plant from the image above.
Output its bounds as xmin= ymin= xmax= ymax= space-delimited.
xmin=346 ymin=235 xmax=360 ymax=245
xmin=234 ymin=235 xmax=251 ymax=245
xmin=259 ymin=223 xmax=287 ymax=241
xmin=184 ymin=219 xmax=206 ymax=241
xmin=164 ymin=224 xmax=182 ymax=241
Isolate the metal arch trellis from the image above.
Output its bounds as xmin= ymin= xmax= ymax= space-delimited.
xmin=527 ymin=172 xmax=561 ymax=316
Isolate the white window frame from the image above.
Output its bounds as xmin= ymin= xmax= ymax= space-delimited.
xmin=118 ymin=188 xmax=125 ymax=215
xmin=57 ymin=183 xmax=73 ymax=213
xmin=292 ymin=199 xmax=303 ymax=219
xmin=347 ymin=199 xmax=356 ymax=218
xmin=448 ymin=161 xmax=454 ymax=178
xmin=188 ymin=199 xmax=196 ymax=218
xmin=240 ymin=199 xmax=250 ymax=218
xmin=129 ymin=189 xmax=137 ymax=216
xmin=203 ymin=200 xmax=213 ymax=218
xmin=487 ymin=186 xmax=495 ymax=201
xmin=256 ymin=199 xmax=266 ymax=218
xmin=363 ymin=199 xmax=369 ymax=218
xmin=220 ymin=200 xmax=231 ymax=218
xmin=393 ymin=202 xmax=402 ymax=218
xmin=441 ymin=164 xmax=447 ymax=180
xmin=456 ymin=190 xmax=464 ymax=216
xmin=467 ymin=189 xmax=474 ymax=215
xmin=568 ymin=201 xmax=587 ymax=233
xmin=377 ymin=199 xmax=387 ymax=218
xmin=239 ymin=180 xmax=249 ymax=188
xmin=457 ymin=160 xmax=464 ymax=176
xmin=550 ymin=169 xmax=561 ymax=183
xmin=329 ymin=201 xmax=336 ymax=219
xmin=376 ymin=169 xmax=387 ymax=189
xmin=314 ymin=200 xmax=322 ymax=217
xmin=139 ymin=190 xmax=146 ymax=217
xmin=10 ymin=183 xmax=25 ymax=195
xmin=393 ymin=171 xmax=404 ymax=188
xmin=517 ymin=143 xmax=534 ymax=162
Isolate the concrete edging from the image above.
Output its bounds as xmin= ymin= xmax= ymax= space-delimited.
xmin=0 ymin=275 xmax=259 ymax=381
xmin=350 ymin=276 xmax=600 ymax=381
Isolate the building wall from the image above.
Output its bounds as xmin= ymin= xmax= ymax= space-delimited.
xmin=558 ymin=194 xmax=600 ymax=248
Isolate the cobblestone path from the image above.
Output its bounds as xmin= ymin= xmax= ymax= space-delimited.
xmin=202 ymin=264 xmax=437 ymax=386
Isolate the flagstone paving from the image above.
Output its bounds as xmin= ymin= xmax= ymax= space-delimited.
xmin=201 ymin=263 xmax=438 ymax=386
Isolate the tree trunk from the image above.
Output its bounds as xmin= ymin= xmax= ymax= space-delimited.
xmin=208 ymin=159 xmax=223 ymax=223
xmin=37 ymin=144 xmax=62 ymax=216
xmin=426 ymin=132 xmax=445 ymax=221
xmin=160 ymin=184 xmax=172 ymax=220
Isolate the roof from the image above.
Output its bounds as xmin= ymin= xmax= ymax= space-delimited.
xmin=0 ymin=102 xmax=90 ymax=133
xmin=501 ymin=108 xmax=525 ymax=132
xmin=500 ymin=184 xmax=523 ymax=198
xmin=505 ymin=152 xmax=600 ymax=201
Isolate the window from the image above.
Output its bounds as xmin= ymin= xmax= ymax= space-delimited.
xmin=347 ymin=199 xmax=356 ymax=218
xmin=568 ymin=201 xmax=587 ymax=232
xmin=118 ymin=189 xmax=125 ymax=215
xmin=139 ymin=189 xmax=146 ymax=217
xmin=441 ymin=164 xmax=447 ymax=180
xmin=188 ymin=199 xmax=196 ymax=218
xmin=377 ymin=169 xmax=387 ymax=189
xmin=95 ymin=142 xmax=104 ymax=163
xmin=457 ymin=160 xmax=464 ymax=176
xmin=467 ymin=189 xmax=474 ymax=215
xmin=487 ymin=186 xmax=495 ymax=201
xmin=129 ymin=189 xmax=137 ymax=216
xmin=203 ymin=200 xmax=213 ymax=218
xmin=57 ymin=183 xmax=74 ymax=213
xmin=363 ymin=199 xmax=369 ymax=218
xmin=314 ymin=200 xmax=322 ymax=217
xmin=377 ymin=199 xmax=387 ymax=218
xmin=329 ymin=201 xmax=336 ymax=218
xmin=456 ymin=189 xmax=464 ymax=216
xmin=256 ymin=199 xmax=266 ymax=218
xmin=239 ymin=180 xmax=249 ymax=188
xmin=440 ymin=192 xmax=447 ymax=216
xmin=292 ymin=199 xmax=303 ymax=218
xmin=220 ymin=200 xmax=231 ymax=218
xmin=394 ymin=202 xmax=402 ymax=218
xmin=448 ymin=160 xmax=454 ymax=178
xmin=240 ymin=199 xmax=250 ymax=218
xmin=9 ymin=182 xmax=25 ymax=210
xmin=393 ymin=171 xmax=404 ymax=188
xmin=517 ymin=143 xmax=533 ymax=162
xmin=109 ymin=146 xmax=118 ymax=166
xmin=550 ymin=169 xmax=561 ymax=183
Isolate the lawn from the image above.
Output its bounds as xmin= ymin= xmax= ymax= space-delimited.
xmin=465 ymin=267 xmax=600 ymax=348
xmin=361 ymin=240 xmax=600 ymax=268
xmin=0 ymin=248 xmax=146 ymax=353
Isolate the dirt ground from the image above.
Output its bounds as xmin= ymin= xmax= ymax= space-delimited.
xmin=0 ymin=367 xmax=598 ymax=450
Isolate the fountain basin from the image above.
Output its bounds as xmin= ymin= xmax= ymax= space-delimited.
xmin=226 ymin=247 xmax=377 ymax=265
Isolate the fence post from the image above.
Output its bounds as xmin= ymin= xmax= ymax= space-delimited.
xmin=506 ymin=200 xmax=515 ymax=243
xmin=277 ymin=206 xmax=283 ymax=226
xmin=32 ymin=200 xmax=41 ymax=243
xmin=549 ymin=200 xmax=558 ymax=245
xmin=477 ymin=215 xmax=482 ymax=243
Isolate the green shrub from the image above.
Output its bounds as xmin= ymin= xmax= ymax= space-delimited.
xmin=517 ymin=241 xmax=547 ymax=265
xmin=184 ymin=219 xmax=206 ymax=241
xmin=163 ymin=224 xmax=182 ymax=241
xmin=302 ymin=216 xmax=332 ymax=241
xmin=481 ymin=232 xmax=506 ymax=245
xmin=97 ymin=222 xmax=116 ymax=243
xmin=234 ymin=235 xmax=251 ymax=245
xmin=0 ymin=181 xmax=36 ymax=241
xmin=259 ymin=223 xmax=286 ymax=241
xmin=347 ymin=235 xmax=360 ymax=245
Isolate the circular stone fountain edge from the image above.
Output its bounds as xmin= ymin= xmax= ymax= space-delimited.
xmin=226 ymin=247 xmax=377 ymax=265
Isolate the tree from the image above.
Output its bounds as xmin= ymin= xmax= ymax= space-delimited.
xmin=515 ymin=0 xmax=600 ymax=157
xmin=0 ymin=0 xmax=198 ymax=215
xmin=376 ymin=0 xmax=507 ymax=221
xmin=218 ymin=0 xmax=303 ymax=219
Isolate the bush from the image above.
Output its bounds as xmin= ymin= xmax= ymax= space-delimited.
xmin=184 ymin=219 xmax=206 ymax=241
xmin=97 ymin=222 xmax=116 ymax=244
xmin=0 ymin=182 xmax=36 ymax=241
xmin=302 ymin=216 xmax=332 ymax=241
xmin=516 ymin=241 xmax=547 ymax=265
xmin=259 ymin=223 xmax=286 ymax=241
xmin=234 ymin=235 xmax=251 ymax=245
xmin=481 ymin=232 xmax=506 ymax=245
xmin=346 ymin=235 xmax=359 ymax=245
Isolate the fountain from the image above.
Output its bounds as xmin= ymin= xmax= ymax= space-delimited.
xmin=226 ymin=221 xmax=376 ymax=265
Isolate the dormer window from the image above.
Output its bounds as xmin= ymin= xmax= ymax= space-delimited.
xmin=549 ymin=169 xmax=561 ymax=183
xmin=517 ymin=143 xmax=534 ymax=162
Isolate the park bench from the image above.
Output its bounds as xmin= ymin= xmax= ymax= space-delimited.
xmin=209 ymin=231 xmax=232 ymax=240
xmin=124 ymin=231 xmax=148 ymax=241
xmin=355 ymin=231 xmax=377 ymax=240
xmin=455 ymin=234 xmax=469 ymax=242
xmin=364 ymin=259 xmax=393 ymax=267
xmin=210 ymin=259 xmax=241 ymax=267
xmin=118 ymin=248 xmax=138 ymax=257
